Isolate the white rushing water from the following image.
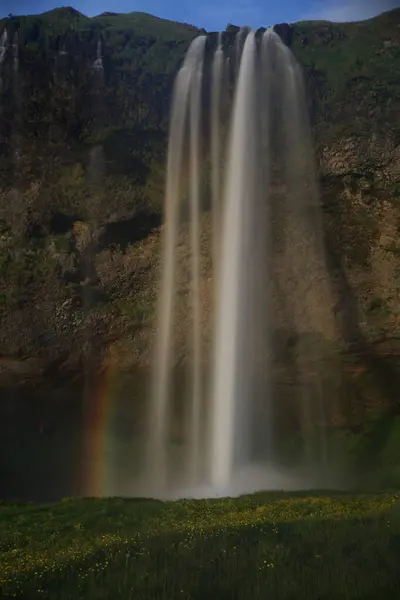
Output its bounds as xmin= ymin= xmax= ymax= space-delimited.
xmin=0 ymin=30 xmax=7 ymax=66
xmin=147 ymin=36 xmax=207 ymax=490
xmin=188 ymin=57 xmax=204 ymax=484
xmin=12 ymin=32 xmax=18 ymax=74
xmin=145 ymin=27 xmax=335 ymax=498
xmin=210 ymin=31 xmax=257 ymax=488
xmin=211 ymin=32 xmax=224 ymax=265
xmin=93 ymin=36 xmax=104 ymax=71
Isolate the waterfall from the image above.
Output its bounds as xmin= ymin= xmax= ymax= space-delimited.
xmin=11 ymin=32 xmax=21 ymax=167
xmin=272 ymin=32 xmax=335 ymax=468
xmin=235 ymin=27 xmax=246 ymax=78
xmin=93 ymin=36 xmax=104 ymax=71
xmin=12 ymin=32 xmax=19 ymax=74
xmin=0 ymin=29 xmax=7 ymax=95
xmin=146 ymin=27 xmax=335 ymax=498
xmin=0 ymin=30 xmax=7 ymax=66
xmin=211 ymin=32 xmax=224 ymax=264
xmin=210 ymin=31 xmax=257 ymax=488
xmin=187 ymin=55 xmax=204 ymax=484
xmin=147 ymin=36 xmax=207 ymax=491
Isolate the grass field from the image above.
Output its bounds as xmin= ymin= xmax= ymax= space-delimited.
xmin=1 ymin=491 xmax=400 ymax=599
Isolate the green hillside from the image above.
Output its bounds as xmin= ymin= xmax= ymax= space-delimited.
xmin=291 ymin=8 xmax=400 ymax=141
xmin=1 ymin=492 xmax=399 ymax=599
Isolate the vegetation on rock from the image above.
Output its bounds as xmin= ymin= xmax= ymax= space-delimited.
xmin=0 ymin=7 xmax=399 ymax=369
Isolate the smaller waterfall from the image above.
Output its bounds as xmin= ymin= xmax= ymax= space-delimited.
xmin=88 ymin=33 xmax=106 ymax=188
xmin=0 ymin=29 xmax=7 ymax=66
xmin=82 ymin=34 xmax=106 ymax=341
xmin=0 ymin=29 xmax=7 ymax=94
xmin=54 ymin=44 xmax=67 ymax=86
xmin=93 ymin=36 xmax=104 ymax=71
xmin=81 ymin=31 xmax=108 ymax=497
xmin=12 ymin=32 xmax=19 ymax=73
xmin=88 ymin=145 xmax=105 ymax=186
xmin=11 ymin=32 xmax=21 ymax=166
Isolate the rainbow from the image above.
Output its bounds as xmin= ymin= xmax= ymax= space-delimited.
xmin=81 ymin=361 xmax=116 ymax=497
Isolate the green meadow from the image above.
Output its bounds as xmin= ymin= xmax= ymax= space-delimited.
xmin=1 ymin=491 xmax=399 ymax=599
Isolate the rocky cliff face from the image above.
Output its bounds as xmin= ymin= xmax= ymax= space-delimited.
xmin=0 ymin=7 xmax=399 ymax=371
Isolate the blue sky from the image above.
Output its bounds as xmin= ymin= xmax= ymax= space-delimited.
xmin=1 ymin=0 xmax=399 ymax=30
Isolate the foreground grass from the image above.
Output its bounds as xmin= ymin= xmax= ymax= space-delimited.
xmin=0 ymin=491 xmax=399 ymax=599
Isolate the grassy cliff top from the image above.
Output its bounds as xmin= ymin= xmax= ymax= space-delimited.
xmin=1 ymin=6 xmax=199 ymax=40
xmin=3 ymin=5 xmax=398 ymax=38
xmin=92 ymin=10 xmax=199 ymax=40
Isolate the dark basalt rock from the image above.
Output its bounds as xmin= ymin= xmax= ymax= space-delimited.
xmin=50 ymin=213 xmax=81 ymax=235
xmin=98 ymin=212 xmax=162 ymax=251
xmin=226 ymin=24 xmax=240 ymax=34
xmin=273 ymin=23 xmax=293 ymax=47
